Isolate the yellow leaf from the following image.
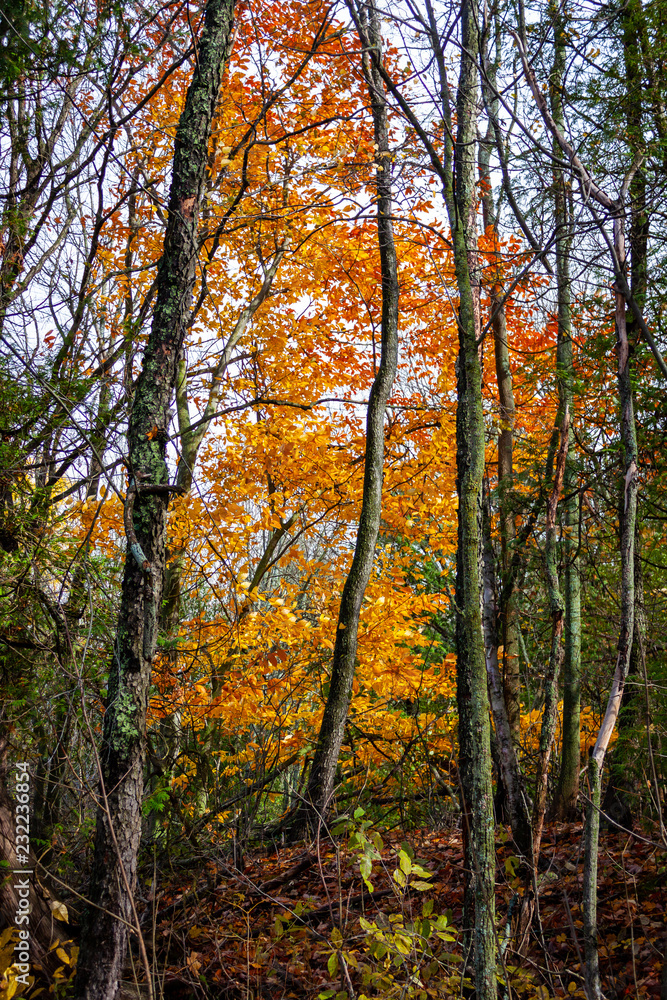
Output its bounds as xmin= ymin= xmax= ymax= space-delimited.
xmin=50 ymin=901 xmax=69 ymax=922
xmin=0 ymin=927 xmax=15 ymax=949
xmin=56 ymin=947 xmax=70 ymax=964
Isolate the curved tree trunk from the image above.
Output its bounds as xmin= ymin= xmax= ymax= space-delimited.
xmin=583 ymin=216 xmax=639 ymax=1000
xmin=291 ymin=0 xmax=399 ymax=833
xmin=73 ymin=3 xmax=236 ymax=997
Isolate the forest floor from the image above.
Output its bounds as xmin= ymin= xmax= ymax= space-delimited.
xmin=123 ymin=821 xmax=666 ymax=1000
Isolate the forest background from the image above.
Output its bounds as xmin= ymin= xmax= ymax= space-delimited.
xmin=0 ymin=0 xmax=666 ymax=998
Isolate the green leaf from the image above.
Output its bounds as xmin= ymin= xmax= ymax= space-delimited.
xmin=393 ymin=867 xmax=407 ymax=887
xmin=412 ymin=880 xmax=433 ymax=891
xmin=353 ymin=806 xmax=365 ymax=820
xmin=505 ymin=855 xmax=520 ymax=877
xmin=331 ymin=926 xmax=343 ymax=948
xmin=328 ymin=952 xmax=339 ymax=977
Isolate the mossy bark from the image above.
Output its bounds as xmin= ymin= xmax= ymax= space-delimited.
xmin=294 ymin=0 xmax=399 ymax=831
xmin=481 ymin=494 xmax=532 ymax=862
xmin=479 ymin=21 xmax=520 ymax=748
xmin=532 ymin=411 xmax=567 ymax=860
xmin=479 ymin=22 xmax=531 ymax=863
xmin=73 ymin=3 xmax=236 ymax=997
xmin=449 ymin=2 xmax=496 ymax=995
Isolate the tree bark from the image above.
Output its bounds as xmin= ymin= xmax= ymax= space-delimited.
xmin=582 ymin=214 xmax=639 ymax=1000
xmin=532 ymin=410 xmax=568 ymax=860
xmin=512 ymin=46 xmax=643 ymax=995
xmin=582 ymin=753 xmax=602 ymax=1000
xmin=478 ymin=19 xmax=531 ymax=868
xmin=550 ymin=1 xmax=582 ymax=822
xmin=291 ymin=0 xmax=399 ymax=832
xmin=481 ymin=491 xmax=532 ymax=863
xmin=73 ymin=3 xmax=236 ymax=997
xmin=447 ymin=2 xmax=497 ymax=994
xmin=479 ymin=20 xmax=520 ymax=749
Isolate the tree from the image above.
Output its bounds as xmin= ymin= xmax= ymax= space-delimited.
xmin=74 ymin=1 xmax=237 ymax=995
xmin=291 ymin=0 xmax=400 ymax=833
xmin=550 ymin=0 xmax=582 ymax=822
xmin=0 ymin=0 xmax=203 ymax=961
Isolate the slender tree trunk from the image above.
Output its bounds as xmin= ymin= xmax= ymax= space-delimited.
xmin=292 ymin=0 xmax=399 ymax=832
xmin=73 ymin=3 xmax=236 ymax=996
xmin=601 ymin=524 xmax=644 ymax=832
xmin=582 ymin=212 xmax=639 ymax=1000
xmin=582 ymin=753 xmax=602 ymax=1000
xmin=532 ymin=413 xmax=568 ymax=860
xmin=550 ymin=0 xmax=582 ymax=821
xmin=511 ymin=42 xmax=642 ymax=995
xmin=598 ymin=0 xmax=654 ymax=837
xmin=581 ymin=6 xmax=645 ymax=989
xmin=478 ymin=34 xmax=530 ymax=861
xmin=447 ymin=2 xmax=497 ymax=994
xmin=481 ymin=491 xmax=532 ymax=862
xmin=479 ymin=21 xmax=520 ymax=748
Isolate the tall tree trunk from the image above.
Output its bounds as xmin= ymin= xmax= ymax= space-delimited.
xmin=582 ymin=213 xmax=639 ymax=1000
xmin=550 ymin=0 xmax=582 ymax=821
xmin=478 ymin=22 xmax=531 ymax=864
xmin=601 ymin=0 xmax=657 ymax=834
xmin=479 ymin=17 xmax=521 ymax=749
xmin=291 ymin=0 xmax=399 ymax=832
xmin=73 ymin=3 xmax=236 ymax=996
xmin=532 ymin=412 xmax=568 ymax=860
xmin=582 ymin=7 xmax=645 ymax=992
xmin=510 ymin=54 xmax=645 ymax=997
xmin=447 ymin=2 xmax=497 ymax=994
